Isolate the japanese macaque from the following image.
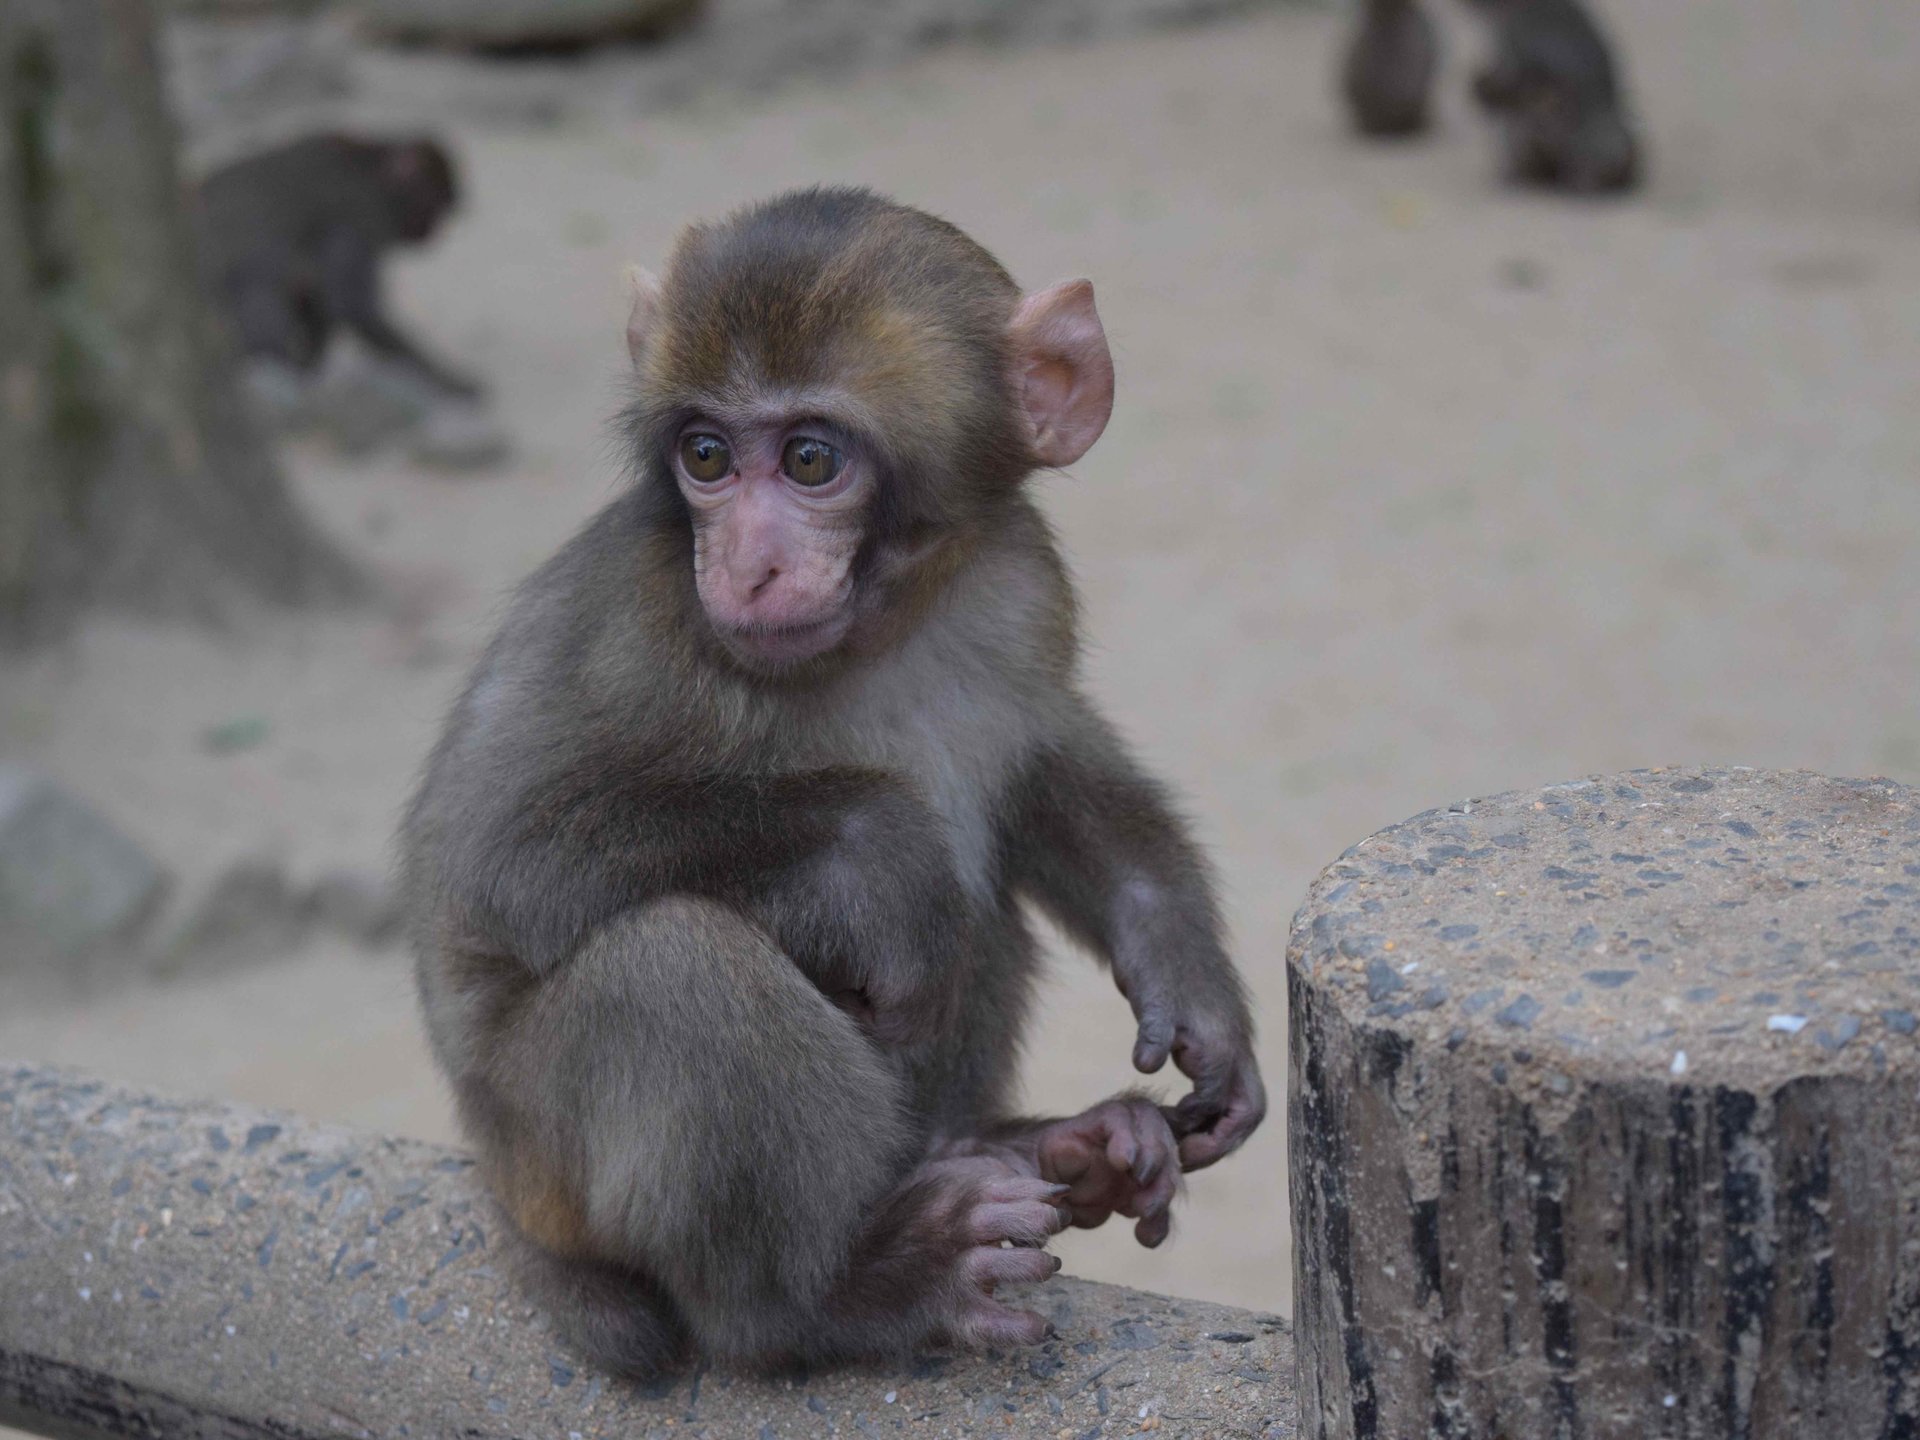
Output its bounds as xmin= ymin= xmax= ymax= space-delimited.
xmin=1343 ymin=0 xmax=1440 ymax=138
xmin=401 ymin=188 xmax=1264 ymax=1374
xmin=194 ymin=133 xmax=483 ymax=397
xmin=1340 ymin=0 xmax=1642 ymax=195
xmin=1470 ymin=0 xmax=1641 ymax=193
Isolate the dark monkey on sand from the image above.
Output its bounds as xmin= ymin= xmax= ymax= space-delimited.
xmin=195 ymin=134 xmax=483 ymax=398
xmin=402 ymin=188 xmax=1265 ymax=1373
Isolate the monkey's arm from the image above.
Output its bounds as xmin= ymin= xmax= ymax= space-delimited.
xmin=317 ymin=227 xmax=484 ymax=399
xmin=1005 ymin=708 xmax=1265 ymax=1171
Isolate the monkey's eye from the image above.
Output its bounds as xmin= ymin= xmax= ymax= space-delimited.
xmin=678 ymin=433 xmax=734 ymax=484
xmin=781 ymin=436 xmax=845 ymax=488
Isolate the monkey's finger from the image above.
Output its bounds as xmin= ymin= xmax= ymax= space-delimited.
xmin=1177 ymin=1078 xmax=1268 ymax=1173
xmin=1126 ymin=1106 xmax=1176 ymax=1187
xmin=1068 ymin=1203 xmax=1111 ymax=1229
xmin=1132 ymin=1021 xmax=1175 ymax=1074
xmin=1132 ymin=1164 xmax=1178 ymax=1247
xmin=1134 ymin=1206 xmax=1174 ymax=1249
xmin=1039 ymin=1136 xmax=1096 ymax=1188
xmin=1116 ymin=1153 xmax=1179 ymax=1219
xmin=968 ymin=1199 xmax=1071 ymax=1247
xmin=1103 ymin=1124 xmax=1140 ymax=1180
xmin=1159 ymin=1101 xmax=1201 ymax=1139
xmin=1171 ymin=1086 xmax=1230 ymax=1136
xmin=956 ymin=1301 xmax=1051 ymax=1350
xmin=961 ymin=1244 xmax=1060 ymax=1293
xmin=981 ymin=1175 xmax=1071 ymax=1206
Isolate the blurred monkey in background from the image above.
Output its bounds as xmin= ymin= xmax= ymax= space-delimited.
xmin=1343 ymin=0 xmax=1642 ymax=194
xmin=195 ymin=133 xmax=484 ymax=397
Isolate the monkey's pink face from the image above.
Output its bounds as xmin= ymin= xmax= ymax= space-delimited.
xmin=672 ymin=417 xmax=869 ymax=668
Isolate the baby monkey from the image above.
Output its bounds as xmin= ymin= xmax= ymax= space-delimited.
xmin=403 ymin=188 xmax=1265 ymax=1374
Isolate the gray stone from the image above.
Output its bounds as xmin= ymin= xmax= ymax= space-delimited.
xmin=0 ymin=1065 xmax=1295 ymax=1439
xmin=155 ymin=859 xmax=306 ymax=974
xmin=354 ymin=0 xmax=697 ymax=48
xmin=408 ymin=399 xmax=512 ymax=470
xmin=1291 ymin=768 xmax=1920 ymax=1440
xmin=693 ymin=0 xmax=1300 ymax=72
xmin=162 ymin=0 xmax=327 ymax=13
xmin=303 ymin=868 xmax=404 ymax=944
xmin=1493 ymin=993 xmax=1541 ymax=1029
xmin=1363 ymin=957 xmax=1405 ymax=1001
xmin=0 ymin=767 xmax=168 ymax=959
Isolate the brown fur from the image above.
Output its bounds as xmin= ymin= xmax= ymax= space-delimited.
xmin=402 ymin=188 xmax=1263 ymax=1376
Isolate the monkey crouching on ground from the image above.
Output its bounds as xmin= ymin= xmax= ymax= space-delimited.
xmin=194 ymin=133 xmax=484 ymax=400
xmin=402 ymin=187 xmax=1266 ymax=1375
xmin=1468 ymin=0 xmax=1641 ymax=193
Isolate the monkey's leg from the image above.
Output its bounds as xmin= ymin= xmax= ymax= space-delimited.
xmin=1344 ymin=0 xmax=1440 ymax=139
xmin=231 ymin=276 xmax=327 ymax=371
xmin=944 ymin=1094 xmax=1183 ymax=1247
xmin=507 ymin=1241 xmax=689 ymax=1378
xmin=316 ymin=227 xmax=484 ymax=398
xmin=479 ymin=897 xmax=1068 ymax=1371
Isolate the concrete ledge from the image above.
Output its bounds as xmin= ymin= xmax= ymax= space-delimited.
xmin=0 ymin=1065 xmax=1296 ymax=1439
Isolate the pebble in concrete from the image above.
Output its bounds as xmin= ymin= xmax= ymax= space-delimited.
xmin=1290 ymin=767 xmax=1920 ymax=1440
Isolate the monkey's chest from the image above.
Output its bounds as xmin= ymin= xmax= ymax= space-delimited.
xmin=838 ymin=680 xmax=1033 ymax=907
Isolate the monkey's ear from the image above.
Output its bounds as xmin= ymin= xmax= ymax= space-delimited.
xmin=625 ymin=267 xmax=664 ymax=369
xmin=1008 ymin=279 xmax=1114 ymax=469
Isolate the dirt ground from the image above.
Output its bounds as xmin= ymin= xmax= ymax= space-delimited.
xmin=5 ymin=0 xmax=1920 ymax=1331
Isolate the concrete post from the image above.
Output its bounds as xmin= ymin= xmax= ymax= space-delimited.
xmin=1289 ymin=767 xmax=1920 ymax=1439
xmin=0 ymin=1065 xmax=1296 ymax=1439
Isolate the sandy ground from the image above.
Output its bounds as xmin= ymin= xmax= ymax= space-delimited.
xmin=5 ymin=0 xmax=1920 ymax=1337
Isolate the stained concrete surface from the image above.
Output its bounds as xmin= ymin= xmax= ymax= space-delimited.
xmin=0 ymin=1066 xmax=1294 ymax=1438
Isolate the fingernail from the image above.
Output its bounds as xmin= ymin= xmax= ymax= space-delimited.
xmin=1044 ymin=1322 xmax=1060 ymax=1339
xmin=1051 ymin=1254 xmax=1064 ymax=1273
xmin=1044 ymin=1182 xmax=1071 ymax=1198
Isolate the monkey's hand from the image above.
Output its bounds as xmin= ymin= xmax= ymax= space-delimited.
xmin=1033 ymin=1097 xmax=1181 ymax=1248
xmin=1133 ymin=1008 xmax=1267 ymax=1173
xmin=900 ymin=1157 xmax=1071 ymax=1349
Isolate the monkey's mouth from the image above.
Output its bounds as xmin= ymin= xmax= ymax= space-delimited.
xmin=717 ymin=613 xmax=852 ymax=667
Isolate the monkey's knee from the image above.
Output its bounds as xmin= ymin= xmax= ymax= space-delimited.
xmin=510 ymin=1235 xmax=689 ymax=1378
xmin=482 ymin=899 xmax=918 ymax=1346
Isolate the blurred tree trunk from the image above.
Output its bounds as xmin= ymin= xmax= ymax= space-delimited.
xmin=0 ymin=0 xmax=359 ymax=642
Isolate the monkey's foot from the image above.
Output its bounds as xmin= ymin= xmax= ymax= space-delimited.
xmin=929 ymin=1164 xmax=1071 ymax=1348
xmin=1034 ymin=1096 xmax=1181 ymax=1248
